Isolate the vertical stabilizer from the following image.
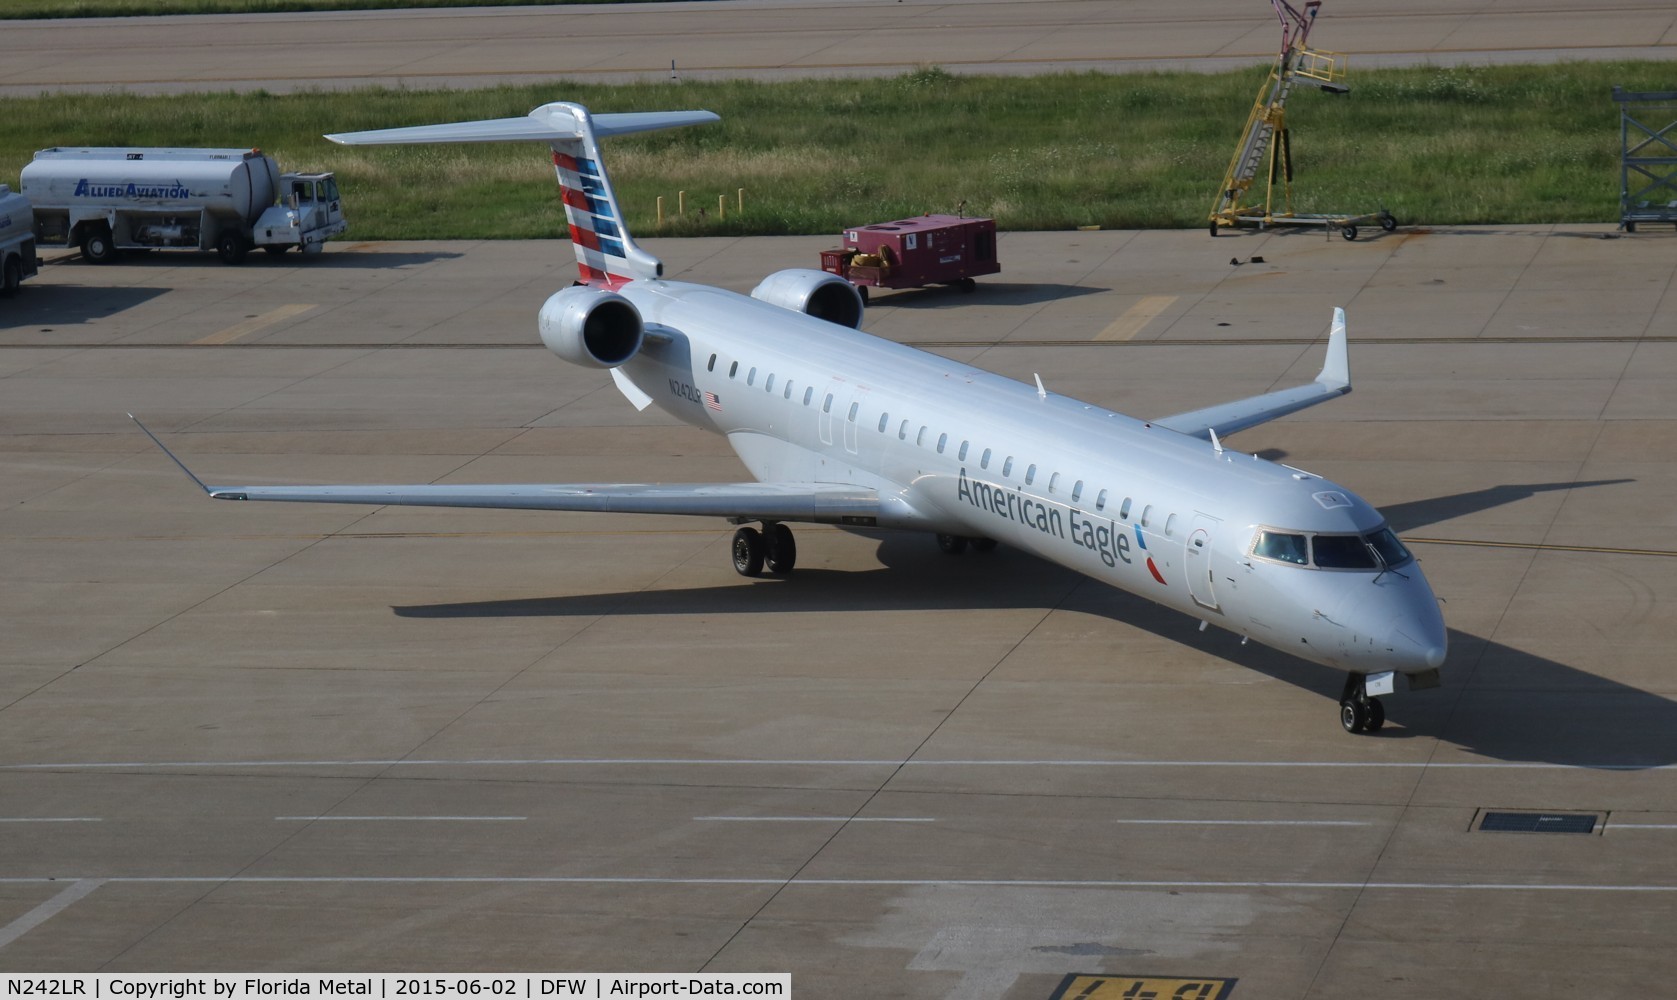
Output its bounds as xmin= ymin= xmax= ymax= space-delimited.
xmin=326 ymin=102 xmax=719 ymax=288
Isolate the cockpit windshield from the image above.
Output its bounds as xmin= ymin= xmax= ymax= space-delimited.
xmin=1250 ymin=525 xmax=1415 ymax=571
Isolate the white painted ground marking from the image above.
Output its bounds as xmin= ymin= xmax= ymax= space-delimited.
xmin=1607 ymin=824 xmax=1677 ymax=830
xmin=276 ymin=816 xmax=527 ymax=822
xmin=0 ymin=879 xmax=103 ymax=951
xmin=0 ymin=876 xmax=1674 ymax=893
xmin=1113 ymin=819 xmax=1372 ymax=827
xmin=0 ymin=818 xmax=102 ymax=822
xmin=8 ymin=758 xmax=1672 ymax=771
xmin=696 ymin=816 xmax=936 ymax=823
xmin=191 ymin=303 xmax=317 ymax=345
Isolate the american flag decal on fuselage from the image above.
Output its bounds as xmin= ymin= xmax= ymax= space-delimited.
xmin=553 ymin=147 xmax=632 ymax=289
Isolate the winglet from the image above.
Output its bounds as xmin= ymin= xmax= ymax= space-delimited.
xmin=129 ymin=414 xmax=211 ymax=495
xmin=1317 ymin=307 xmax=1350 ymax=389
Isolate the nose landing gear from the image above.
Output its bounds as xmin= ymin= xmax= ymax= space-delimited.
xmin=1339 ymin=673 xmax=1386 ymax=734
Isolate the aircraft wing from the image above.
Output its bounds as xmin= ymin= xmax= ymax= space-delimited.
xmin=1152 ymin=307 xmax=1351 ymax=441
xmin=131 ymin=417 xmax=876 ymax=524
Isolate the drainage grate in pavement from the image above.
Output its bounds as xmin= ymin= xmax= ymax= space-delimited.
xmin=1478 ymin=810 xmax=1600 ymax=834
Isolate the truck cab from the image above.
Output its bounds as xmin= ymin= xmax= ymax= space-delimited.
xmin=254 ymin=172 xmax=348 ymax=256
xmin=0 ymin=184 xmax=40 ymax=297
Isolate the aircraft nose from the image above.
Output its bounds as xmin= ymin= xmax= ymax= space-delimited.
xmin=1382 ymin=579 xmax=1448 ymax=671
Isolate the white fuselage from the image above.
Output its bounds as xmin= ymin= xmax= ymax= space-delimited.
xmin=613 ymin=279 xmax=1446 ymax=679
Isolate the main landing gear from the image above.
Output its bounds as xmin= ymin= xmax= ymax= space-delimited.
xmin=1339 ymin=672 xmax=1386 ymax=734
xmin=936 ymin=534 xmax=997 ymax=554
xmin=731 ymin=522 xmax=797 ymax=577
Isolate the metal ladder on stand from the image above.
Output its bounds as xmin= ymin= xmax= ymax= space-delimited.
xmin=1209 ymin=1 xmax=1392 ymax=240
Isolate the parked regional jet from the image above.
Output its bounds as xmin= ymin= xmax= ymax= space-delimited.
xmin=137 ymin=102 xmax=1445 ymax=733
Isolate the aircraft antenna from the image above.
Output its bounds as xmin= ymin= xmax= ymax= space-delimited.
xmin=1034 ymin=373 xmax=1047 ymax=400
xmin=1209 ymin=427 xmax=1225 ymax=457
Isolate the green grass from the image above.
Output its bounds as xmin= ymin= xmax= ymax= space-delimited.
xmin=3 ymin=63 xmax=1666 ymax=240
xmin=3 ymin=0 xmax=651 ymax=19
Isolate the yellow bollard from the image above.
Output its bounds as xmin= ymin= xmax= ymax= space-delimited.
xmin=737 ymin=188 xmax=745 ymax=212
xmin=678 ymin=190 xmax=686 ymax=215
xmin=656 ymin=195 xmax=665 ymax=228
xmin=718 ymin=195 xmax=727 ymax=221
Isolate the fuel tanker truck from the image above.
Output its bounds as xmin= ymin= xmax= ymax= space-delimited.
xmin=0 ymin=184 xmax=40 ymax=296
xmin=20 ymin=147 xmax=347 ymax=264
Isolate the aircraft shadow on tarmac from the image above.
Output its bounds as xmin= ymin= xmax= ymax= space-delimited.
xmin=394 ymin=478 xmax=1669 ymax=770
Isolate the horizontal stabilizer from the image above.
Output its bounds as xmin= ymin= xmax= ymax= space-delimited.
xmin=1153 ymin=307 xmax=1352 ymax=441
xmin=326 ymin=107 xmax=719 ymax=146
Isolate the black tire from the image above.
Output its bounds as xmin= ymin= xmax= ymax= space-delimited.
xmin=1 ymin=257 xmax=19 ymax=298
xmin=81 ymin=226 xmax=116 ymax=264
xmin=731 ymin=526 xmax=764 ymax=577
xmin=856 ymin=285 xmax=869 ymax=304
xmin=959 ymin=277 xmax=976 ymax=293
xmin=1365 ymin=698 xmax=1386 ymax=732
xmin=763 ymin=522 xmax=797 ymax=575
xmin=263 ymin=244 xmax=290 ymax=256
xmin=217 ymin=231 xmax=249 ymax=265
xmin=936 ymin=533 xmax=968 ymax=555
xmin=1340 ymin=225 xmax=1359 ymax=242
xmin=1339 ymin=698 xmax=1367 ymax=734
xmin=1379 ymin=212 xmax=1398 ymax=232
xmin=1208 ymin=221 xmax=1219 ymax=237
xmin=1625 ymin=221 xmax=1637 ymax=233
xmin=971 ymin=537 xmax=998 ymax=552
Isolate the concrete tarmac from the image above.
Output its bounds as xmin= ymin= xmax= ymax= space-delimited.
xmin=3 ymin=0 xmax=1674 ymax=96
xmin=3 ymin=224 xmax=1676 ymax=997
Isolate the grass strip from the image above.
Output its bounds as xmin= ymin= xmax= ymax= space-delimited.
xmin=2 ymin=63 xmax=1667 ymax=240
xmin=3 ymin=0 xmax=648 ymax=18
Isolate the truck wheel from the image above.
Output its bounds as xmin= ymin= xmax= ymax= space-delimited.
xmin=217 ymin=232 xmax=249 ymax=264
xmin=81 ymin=226 xmax=116 ymax=264
xmin=263 ymin=244 xmax=289 ymax=256
xmin=1 ymin=258 xmax=20 ymax=298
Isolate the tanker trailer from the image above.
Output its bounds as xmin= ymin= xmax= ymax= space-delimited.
xmin=21 ymin=147 xmax=346 ymax=264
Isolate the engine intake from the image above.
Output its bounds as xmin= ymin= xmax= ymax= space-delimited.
xmin=537 ymin=285 xmax=644 ymax=368
xmin=750 ymin=268 xmax=864 ymax=330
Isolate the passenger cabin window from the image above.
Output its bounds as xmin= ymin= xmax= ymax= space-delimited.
xmin=1025 ymin=464 xmax=1037 ymax=486
xmin=747 ymin=367 xmax=757 ymax=386
xmin=1094 ymin=488 xmax=1106 ymax=511
xmin=823 ymin=393 xmax=834 ymax=413
xmin=1164 ymin=513 xmax=1177 ymax=537
xmin=899 ymin=420 xmax=909 ymax=441
xmin=1049 ymin=472 xmax=1061 ymax=494
xmin=937 ymin=433 xmax=948 ymax=453
xmin=878 ymin=413 xmax=889 ymax=433
xmin=1119 ymin=497 xmax=1132 ymax=520
xmin=784 ymin=382 xmax=793 ymax=400
xmin=1141 ymin=505 xmax=1153 ymax=528
xmin=958 ymin=441 xmax=970 ymax=461
xmin=1003 ymin=457 xmax=1014 ymax=477
xmin=803 ymin=387 xmax=814 ymax=406
xmin=729 ymin=361 xmax=739 ymax=378
xmin=917 ymin=426 xmax=927 ymax=446
xmin=707 ymin=354 xmax=717 ymax=372
xmin=1072 ymin=480 xmax=1084 ymax=502
xmin=765 ymin=374 xmax=775 ymax=393
xmin=1253 ymin=530 xmax=1308 ymax=566
xmin=1313 ymin=534 xmax=1378 ymax=570
xmin=847 ymin=402 xmax=859 ymax=423
xmin=981 ymin=448 xmax=992 ymax=469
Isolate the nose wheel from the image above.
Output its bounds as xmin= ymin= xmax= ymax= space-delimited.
xmin=1339 ymin=673 xmax=1386 ymax=734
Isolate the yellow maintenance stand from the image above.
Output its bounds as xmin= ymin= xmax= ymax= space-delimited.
xmin=1209 ymin=0 xmax=1396 ymax=241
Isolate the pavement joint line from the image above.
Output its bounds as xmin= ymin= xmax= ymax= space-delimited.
xmin=191 ymin=303 xmax=317 ymax=346
xmin=0 ymin=818 xmax=102 ymax=822
xmin=0 ymin=878 xmax=103 ymax=952
xmin=1607 ymin=824 xmax=1677 ymax=831
xmin=695 ymin=816 xmax=936 ymax=823
xmin=1094 ymin=295 xmax=1177 ymax=341
xmin=5 ymin=758 xmax=1672 ymax=770
xmin=0 ymin=876 xmax=1674 ymax=893
xmin=274 ymin=815 xmax=527 ymax=821
xmin=1112 ymin=819 xmax=1373 ymax=826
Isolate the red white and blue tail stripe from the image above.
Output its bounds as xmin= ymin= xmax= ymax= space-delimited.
xmin=325 ymin=101 xmax=719 ymax=288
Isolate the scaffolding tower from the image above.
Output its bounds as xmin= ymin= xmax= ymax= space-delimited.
xmin=1208 ymin=0 xmax=1395 ymax=240
xmin=1615 ymin=87 xmax=1677 ymax=232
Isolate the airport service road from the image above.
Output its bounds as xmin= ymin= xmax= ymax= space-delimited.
xmin=3 ymin=0 xmax=1675 ymax=96
xmin=3 ymin=226 xmax=1677 ymax=998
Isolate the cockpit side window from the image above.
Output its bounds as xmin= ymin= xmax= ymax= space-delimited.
xmin=1253 ymin=530 xmax=1308 ymax=565
xmin=1365 ymin=527 xmax=1413 ymax=567
xmin=1313 ymin=534 xmax=1378 ymax=569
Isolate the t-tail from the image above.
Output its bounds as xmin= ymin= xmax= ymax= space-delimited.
xmin=326 ymin=102 xmax=719 ymax=288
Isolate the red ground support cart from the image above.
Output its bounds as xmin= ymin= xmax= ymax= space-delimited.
xmin=820 ymin=214 xmax=999 ymax=302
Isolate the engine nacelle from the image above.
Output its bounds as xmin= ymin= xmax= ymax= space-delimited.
xmin=537 ymin=285 xmax=644 ymax=369
xmin=749 ymin=268 xmax=865 ymax=330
